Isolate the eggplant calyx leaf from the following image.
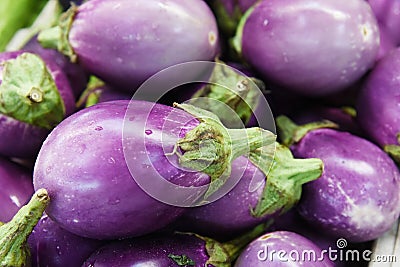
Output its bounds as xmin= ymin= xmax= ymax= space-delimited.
xmin=276 ymin=115 xmax=338 ymax=146
xmin=76 ymin=76 xmax=105 ymax=108
xmin=0 ymin=188 xmax=50 ymax=267
xmin=210 ymin=1 xmax=244 ymax=37
xmin=230 ymin=4 xmax=256 ymax=57
xmin=0 ymin=52 xmax=65 ymax=129
xmin=38 ymin=4 xmax=77 ymax=62
xmin=189 ymin=59 xmax=262 ymax=128
xmin=168 ymin=254 xmax=195 ymax=266
xmin=249 ymin=143 xmax=323 ymax=218
xmin=172 ymin=103 xmax=276 ymax=200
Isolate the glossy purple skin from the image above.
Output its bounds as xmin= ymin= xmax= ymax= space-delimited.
xmin=33 ymin=100 xmax=211 ymax=240
xmin=0 ymin=51 xmax=75 ymax=158
xmin=28 ymin=214 xmax=103 ymax=267
xmin=234 ymin=231 xmax=334 ymax=267
xmin=368 ymin=0 xmax=400 ymax=45
xmin=240 ymin=0 xmax=379 ymax=96
xmin=291 ymin=129 xmax=400 ymax=242
xmin=357 ymin=47 xmax=400 ymax=147
xmin=180 ymin=156 xmax=268 ymax=240
xmin=24 ymin=36 xmax=89 ymax=98
xmin=0 ymin=157 xmax=34 ymax=223
xmin=69 ymin=0 xmax=219 ymax=92
xmin=82 ymin=233 xmax=212 ymax=267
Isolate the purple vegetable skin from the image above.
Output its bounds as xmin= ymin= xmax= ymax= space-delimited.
xmin=39 ymin=0 xmax=219 ymax=92
xmin=233 ymin=0 xmax=379 ymax=96
xmin=23 ymin=36 xmax=89 ymax=98
xmin=234 ymin=231 xmax=334 ymax=267
xmin=278 ymin=117 xmax=400 ymax=242
xmin=28 ymin=214 xmax=104 ymax=267
xmin=368 ymin=0 xmax=400 ymax=45
xmin=375 ymin=23 xmax=397 ymax=61
xmin=0 ymin=51 xmax=75 ymax=158
xmin=357 ymin=47 xmax=400 ymax=163
xmin=0 ymin=157 xmax=34 ymax=223
xmin=82 ymin=233 xmax=214 ymax=267
xmin=33 ymin=100 xmax=274 ymax=239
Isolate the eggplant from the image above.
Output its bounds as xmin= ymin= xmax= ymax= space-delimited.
xmin=232 ymin=0 xmax=379 ymax=96
xmin=0 ymin=189 xmax=49 ymax=267
xmin=28 ymin=214 xmax=104 ymax=267
xmin=234 ymin=231 xmax=334 ymax=266
xmin=0 ymin=157 xmax=34 ymax=223
xmin=82 ymin=224 xmax=268 ymax=267
xmin=39 ymin=0 xmax=220 ymax=92
xmin=368 ymin=0 xmax=400 ymax=45
xmin=178 ymin=143 xmax=323 ymax=240
xmin=33 ymin=100 xmax=275 ymax=239
xmin=356 ymin=47 xmax=400 ymax=163
xmin=0 ymin=51 xmax=75 ymax=158
xmin=277 ymin=116 xmax=400 ymax=242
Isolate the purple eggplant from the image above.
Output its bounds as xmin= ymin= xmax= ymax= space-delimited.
xmin=232 ymin=0 xmax=379 ymax=96
xmin=368 ymin=0 xmax=400 ymax=45
xmin=234 ymin=231 xmax=334 ymax=266
xmin=28 ymin=214 xmax=104 ymax=267
xmin=0 ymin=189 xmax=49 ymax=267
xmin=178 ymin=143 xmax=323 ymax=240
xmin=0 ymin=51 xmax=75 ymax=158
xmin=0 ymin=157 xmax=34 ymax=223
xmin=33 ymin=100 xmax=275 ymax=239
xmin=23 ymin=35 xmax=89 ymax=98
xmin=39 ymin=0 xmax=219 ymax=92
xmin=277 ymin=116 xmax=400 ymax=242
xmin=82 ymin=224 xmax=268 ymax=267
xmin=357 ymin=47 xmax=400 ymax=163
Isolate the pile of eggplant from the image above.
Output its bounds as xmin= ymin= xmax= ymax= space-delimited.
xmin=0 ymin=0 xmax=399 ymax=266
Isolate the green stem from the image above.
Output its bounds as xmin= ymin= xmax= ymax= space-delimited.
xmin=38 ymin=4 xmax=77 ymax=62
xmin=276 ymin=115 xmax=338 ymax=146
xmin=76 ymin=76 xmax=105 ymax=108
xmin=172 ymin=103 xmax=276 ymax=200
xmin=230 ymin=4 xmax=256 ymax=57
xmin=188 ymin=59 xmax=263 ymax=127
xmin=0 ymin=189 xmax=50 ymax=267
xmin=249 ymin=143 xmax=323 ymax=218
xmin=194 ymin=221 xmax=272 ymax=266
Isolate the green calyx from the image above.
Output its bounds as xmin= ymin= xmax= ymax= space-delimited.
xmin=276 ymin=115 xmax=338 ymax=146
xmin=0 ymin=188 xmax=50 ymax=267
xmin=189 ymin=59 xmax=263 ymax=128
xmin=38 ymin=4 xmax=77 ymax=62
xmin=168 ymin=254 xmax=195 ymax=266
xmin=249 ymin=143 xmax=323 ymax=218
xmin=384 ymin=133 xmax=400 ymax=164
xmin=76 ymin=76 xmax=105 ymax=108
xmin=210 ymin=1 xmax=244 ymax=38
xmin=195 ymin=222 xmax=270 ymax=266
xmin=0 ymin=52 xmax=65 ymax=129
xmin=231 ymin=4 xmax=256 ymax=57
xmin=171 ymin=103 xmax=276 ymax=200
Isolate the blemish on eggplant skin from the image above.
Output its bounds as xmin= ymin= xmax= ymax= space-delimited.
xmin=95 ymin=126 xmax=103 ymax=131
xmin=145 ymin=129 xmax=153 ymax=135
xmin=208 ymin=31 xmax=217 ymax=46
